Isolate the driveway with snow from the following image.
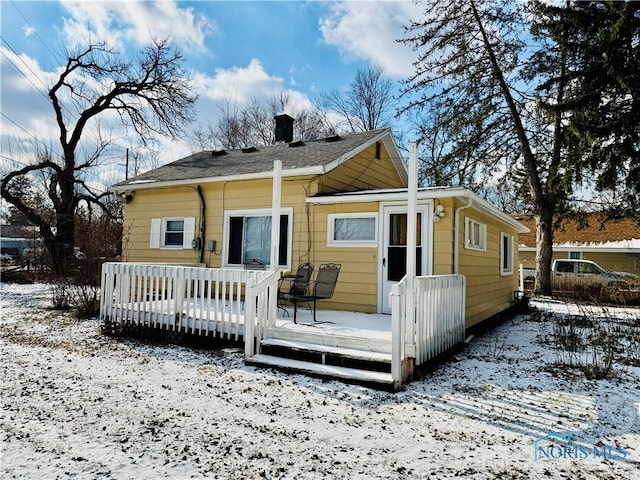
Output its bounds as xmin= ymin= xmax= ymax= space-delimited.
xmin=1 ymin=283 xmax=638 ymax=479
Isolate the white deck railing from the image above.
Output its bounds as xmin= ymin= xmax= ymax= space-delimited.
xmin=414 ymin=274 xmax=466 ymax=364
xmin=244 ymin=270 xmax=280 ymax=357
xmin=99 ymin=262 xmax=277 ymax=340
xmin=391 ymin=274 xmax=466 ymax=387
xmin=101 ymin=263 xmax=466 ymax=389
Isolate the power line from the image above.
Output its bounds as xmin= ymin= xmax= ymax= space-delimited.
xmin=10 ymin=1 xmax=59 ymax=63
xmin=0 ymin=112 xmax=54 ymax=151
xmin=0 ymin=154 xmax=28 ymax=168
xmin=0 ymin=36 xmax=50 ymax=100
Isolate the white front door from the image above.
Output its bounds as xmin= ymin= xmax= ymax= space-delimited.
xmin=379 ymin=204 xmax=431 ymax=313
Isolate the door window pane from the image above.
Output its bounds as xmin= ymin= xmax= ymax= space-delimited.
xmin=387 ymin=212 xmax=422 ymax=281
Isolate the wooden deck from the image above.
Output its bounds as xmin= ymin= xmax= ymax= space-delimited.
xmin=100 ymin=262 xmax=466 ymax=390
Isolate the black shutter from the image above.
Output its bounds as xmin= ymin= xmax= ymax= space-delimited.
xmin=228 ymin=217 xmax=244 ymax=264
xmin=278 ymin=215 xmax=288 ymax=266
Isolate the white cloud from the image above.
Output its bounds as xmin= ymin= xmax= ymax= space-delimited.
xmin=23 ymin=26 xmax=36 ymax=38
xmin=195 ymin=59 xmax=285 ymax=105
xmin=319 ymin=1 xmax=422 ymax=78
xmin=59 ymin=0 xmax=214 ymax=52
xmin=0 ymin=47 xmax=59 ymax=149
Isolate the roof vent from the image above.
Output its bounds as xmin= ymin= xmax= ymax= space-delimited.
xmin=211 ymin=149 xmax=227 ymax=157
xmin=241 ymin=146 xmax=257 ymax=153
xmin=288 ymin=140 xmax=304 ymax=148
xmin=274 ymin=114 xmax=294 ymax=143
xmin=325 ymin=134 xmax=342 ymax=143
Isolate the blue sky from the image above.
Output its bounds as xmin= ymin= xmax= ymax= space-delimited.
xmin=0 ymin=0 xmax=423 ymax=189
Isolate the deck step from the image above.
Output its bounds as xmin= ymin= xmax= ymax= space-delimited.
xmin=267 ymin=327 xmax=392 ymax=354
xmin=247 ymin=354 xmax=394 ymax=387
xmin=260 ymin=338 xmax=392 ymax=363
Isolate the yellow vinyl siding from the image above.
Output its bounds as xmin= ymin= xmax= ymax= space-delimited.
xmin=432 ymin=198 xmax=455 ymax=275
xmin=122 ymin=174 xmax=523 ymax=324
xmin=585 ymin=252 xmax=639 ymax=274
xmin=124 ymin=178 xmax=312 ymax=267
xmin=308 ymin=202 xmax=380 ymax=313
xmin=457 ymin=204 xmax=520 ymax=328
xmin=319 ymin=143 xmax=404 ymax=193
xmin=123 ymin=187 xmax=201 ymax=263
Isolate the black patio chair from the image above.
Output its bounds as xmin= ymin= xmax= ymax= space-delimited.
xmin=289 ymin=263 xmax=341 ymax=324
xmin=277 ymin=263 xmax=314 ymax=316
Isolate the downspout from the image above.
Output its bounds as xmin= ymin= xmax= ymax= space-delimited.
xmin=453 ymin=197 xmax=473 ymax=274
xmin=196 ymin=185 xmax=206 ymax=264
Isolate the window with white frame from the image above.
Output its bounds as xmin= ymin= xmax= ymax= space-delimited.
xmin=223 ymin=208 xmax=292 ymax=268
xmin=327 ymin=213 xmax=377 ymax=247
xmin=569 ymin=251 xmax=583 ymax=260
xmin=500 ymin=232 xmax=514 ymax=275
xmin=150 ymin=217 xmax=195 ymax=249
xmin=465 ymin=217 xmax=486 ymax=251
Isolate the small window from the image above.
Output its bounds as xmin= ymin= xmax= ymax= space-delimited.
xmin=569 ymin=251 xmax=583 ymax=260
xmin=150 ymin=217 xmax=195 ymax=249
xmin=328 ymin=213 xmax=377 ymax=247
xmin=500 ymin=233 xmax=513 ymax=275
xmin=465 ymin=218 xmax=486 ymax=251
xmin=164 ymin=220 xmax=184 ymax=246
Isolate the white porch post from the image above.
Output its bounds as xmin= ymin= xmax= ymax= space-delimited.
xmin=406 ymin=143 xmax=418 ymax=349
xmin=270 ymin=159 xmax=282 ymax=270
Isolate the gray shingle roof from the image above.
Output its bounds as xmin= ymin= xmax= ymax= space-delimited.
xmin=114 ymin=129 xmax=394 ymax=189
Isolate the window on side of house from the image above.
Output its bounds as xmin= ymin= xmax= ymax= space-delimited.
xmin=465 ymin=217 xmax=486 ymax=251
xmin=223 ymin=209 xmax=292 ymax=268
xmin=568 ymin=251 xmax=583 ymax=260
xmin=150 ymin=217 xmax=195 ymax=249
xmin=500 ymin=232 xmax=514 ymax=275
xmin=327 ymin=213 xmax=377 ymax=247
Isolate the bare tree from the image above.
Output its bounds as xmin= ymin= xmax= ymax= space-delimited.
xmin=319 ymin=65 xmax=395 ymax=133
xmin=190 ymin=91 xmax=327 ymax=150
xmin=1 ymin=38 xmax=196 ymax=275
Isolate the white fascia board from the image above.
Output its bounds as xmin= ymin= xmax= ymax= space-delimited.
xmin=320 ymin=129 xmax=408 ymax=185
xmin=109 ymin=166 xmax=323 ymax=193
xmin=461 ymin=190 xmax=530 ymax=233
xmin=306 ymin=187 xmax=529 ymax=233
xmin=306 ymin=186 xmax=465 ymax=205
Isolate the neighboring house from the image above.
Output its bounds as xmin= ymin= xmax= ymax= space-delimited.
xmin=0 ymin=225 xmax=40 ymax=258
xmin=111 ymin=117 xmax=528 ymax=329
xmin=516 ymin=214 xmax=640 ymax=275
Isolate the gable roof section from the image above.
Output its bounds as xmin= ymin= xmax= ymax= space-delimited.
xmin=111 ymin=129 xmax=406 ymax=192
xmin=516 ymin=213 xmax=640 ymax=251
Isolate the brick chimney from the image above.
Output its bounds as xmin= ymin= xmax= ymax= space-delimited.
xmin=274 ymin=114 xmax=294 ymax=143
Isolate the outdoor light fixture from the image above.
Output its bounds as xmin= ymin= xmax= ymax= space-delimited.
xmin=433 ymin=204 xmax=446 ymax=222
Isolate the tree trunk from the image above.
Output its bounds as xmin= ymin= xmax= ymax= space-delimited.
xmin=470 ymin=0 xmax=557 ymax=296
xmin=49 ymin=212 xmax=75 ymax=277
xmin=50 ymin=168 xmax=77 ymax=277
xmin=534 ymin=209 xmax=554 ymax=296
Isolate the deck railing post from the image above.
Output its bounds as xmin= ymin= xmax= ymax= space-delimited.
xmin=391 ymin=283 xmax=404 ymax=390
xmin=245 ymin=277 xmax=256 ymax=358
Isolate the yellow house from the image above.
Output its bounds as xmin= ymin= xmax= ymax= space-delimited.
xmin=112 ymin=123 xmax=528 ymax=330
xmin=516 ymin=213 xmax=640 ymax=275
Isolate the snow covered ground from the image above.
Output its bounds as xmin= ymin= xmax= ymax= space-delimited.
xmin=1 ymin=282 xmax=639 ymax=479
